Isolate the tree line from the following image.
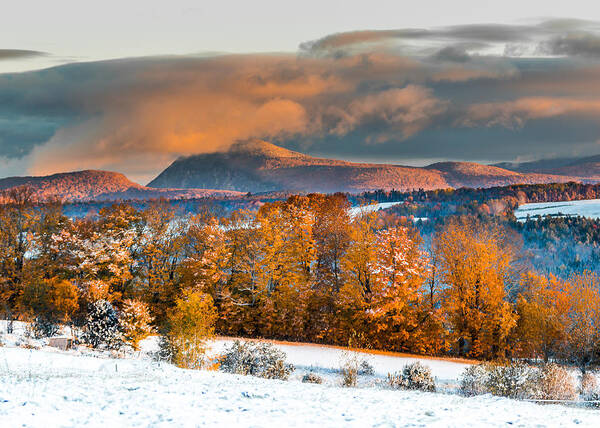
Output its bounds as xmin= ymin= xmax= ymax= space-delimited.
xmin=1 ymin=187 xmax=599 ymax=370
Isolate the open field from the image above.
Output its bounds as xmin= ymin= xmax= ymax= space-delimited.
xmin=515 ymin=199 xmax=600 ymax=220
xmin=1 ymin=322 xmax=598 ymax=427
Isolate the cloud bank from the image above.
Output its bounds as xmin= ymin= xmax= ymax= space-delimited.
xmin=3 ymin=19 xmax=600 ymax=182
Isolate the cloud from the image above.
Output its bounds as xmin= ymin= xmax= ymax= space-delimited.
xmin=539 ymin=33 xmax=600 ymax=58
xmin=300 ymin=19 xmax=600 ymax=60
xmin=323 ymin=85 xmax=447 ymax=140
xmin=458 ymin=97 xmax=600 ymax=129
xmin=299 ymin=29 xmax=430 ymax=56
xmin=0 ymin=54 xmax=443 ymax=181
xmin=431 ymin=46 xmax=471 ymax=63
xmin=0 ymin=49 xmax=46 ymax=60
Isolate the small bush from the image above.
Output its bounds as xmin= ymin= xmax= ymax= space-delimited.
xmin=302 ymin=372 xmax=323 ymax=384
xmin=82 ymin=300 xmax=122 ymax=349
xmin=484 ymin=362 xmax=535 ymax=399
xmin=341 ymin=365 xmax=358 ymax=387
xmin=532 ymin=363 xmax=576 ymax=401
xmin=581 ymin=372 xmax=598 ymax=397
xmin=584 ymin=391 xmax=600 ymax=408
xmin=359 ymin=359 xmax=375 ymax=376
xmin=339 ymin=351 xmax=360 ymax=387
xmin=459 ymin=364 xmax=489 ymax=397
xmin=220 ymin=341 xmax=294 ymax=380
xmin=29 ymin=316 xmax=59 ymax=339
xmin=387 ymin=372 xmax=404 ymax=389
xmin=388 ymin=362 xmax=436 ymax=392
xmin=581 ymin=372 xmax=600 ymax=407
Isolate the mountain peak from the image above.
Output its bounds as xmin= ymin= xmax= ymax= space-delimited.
xmin=227 ymin=140 xmax=306 ymax=159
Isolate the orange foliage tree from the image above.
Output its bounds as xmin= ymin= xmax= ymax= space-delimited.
xmin=435 ymin=217 xmax=519 ymax=358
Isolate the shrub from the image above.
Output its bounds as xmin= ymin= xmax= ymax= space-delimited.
xmin=82 ymin=299 xmax=122 ymax=349
xmin=341 ymin=364 xmax=358 ymax=387
xmin=120 ymin=299 xmax=153 ymax=351
xmin=339 ymin=351 xmax=360 ymax=387
xmin=302 ymin=372 xmax=323 ymax=384
xmin=153 ymin=335 xmax=175 ymax=363
xmin=580 ymin=372 xmax=598 ymax=397
xmin=388 ymin=362 xmax=436 ymax=392
xmin=387 ymin=372 xmax=404 ymax=389
xmin=220 ymin=340 xmax=294 ymax=380
xmin=30 ymin=316 xmax=60 ymax=338
xmin=359 ymin=359 xmax=375 ymax=376
xmin=459 ymin=364 xmax=489 ymax=397
xmin=532 ymin=363 xmax=576 ymax=401
xmin=165 ymin=291 xmax=217 ymax=369
xmin=581 ymin=372 xmax=600 ymax=407
xmin=484 ymin=362 xmax=535 ymax=399
xmin=22 ymin=278 xmax=79 ymax=332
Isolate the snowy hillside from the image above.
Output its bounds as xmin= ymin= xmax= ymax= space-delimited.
xmin=1 ymin=323 xmax=599 ymax=427
xmin=515 ymin=199 xmax=600 ymax=220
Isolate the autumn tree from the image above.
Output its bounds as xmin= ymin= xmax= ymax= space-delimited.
xmin=120 ymin=299 xmax=153 ymax=351
xmin=307 ymin=194 xmax=351 ymax=340
xmin=368 ymin=226 xmax=438 ymax=353
xmin=435 ymin=217 xmax=519 ymax=358
xmin=138 ymin=201 xmax=185 ymax=322
xmin=21 ymin=277 xmax=79 ymax=335
xmin=337 ymin=212 xmax=378 ymax=343
xmin=0 ymin=187 xmax=37 ymax=323
xmin=562 ymin=272 xmax=600 ymax=373
xmin=179 ymin=215 xmax=231 ymax=324
xmin=30 ymin=199 xmax=75 ymax=280
xmin=255 ymin=197 xmax=315 ymax=340
xmin=164 ymin=290 xmax=217 ymax=369
xmin=514 ymin=272 xmax=571 ymax=361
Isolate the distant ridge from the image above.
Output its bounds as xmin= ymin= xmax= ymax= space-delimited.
xmin=0 ymin=170 xmax=243 ymax=202
xmin=495 ymin=155 xmax=600 ymax=181
xmin=148 ymin=140 xmax=577 ymax=193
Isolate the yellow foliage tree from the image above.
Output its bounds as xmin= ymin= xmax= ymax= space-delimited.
xmin=514 ymin=271 xmax=570 ymax=361
xmin=435 ymin=217 xmax=518 ymax=358
xmin=166 ymin=290 xmax=217 ymax=369
xmin=121 ymin=299 xmax=154 ymax=351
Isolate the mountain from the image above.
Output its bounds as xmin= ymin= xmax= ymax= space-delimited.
xmin=149 ymin=140 xmax=576 ymax=193
xmin=424 ymin=162 xmax=574 ymax=188
xmin=495 ymin=155 xmax=600 ymax=181
xmin=0 ymin=170 xmax=243 ymax=202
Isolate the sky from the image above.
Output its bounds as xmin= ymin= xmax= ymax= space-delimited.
xmin=4 ymin=1 xmax=600 ymax=183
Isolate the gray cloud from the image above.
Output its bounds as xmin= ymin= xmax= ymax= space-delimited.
xmin=431 ymin=46 xmax=471 ymax=63
xmin=300 ymin=19 xmax=600 ymax=60
xmin=0 ymin=49 xmax=46 ymax=60
xmin=539 ymin=33 xmax=600 ymax=58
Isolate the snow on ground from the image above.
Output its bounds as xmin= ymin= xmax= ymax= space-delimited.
xmin=515 ymin=199 xmax=600 ymax=221
xmin=1 ymin=323 xmax=599 ymax=427
xmin=2 ymin=346 xmax=599 ymax=428
xmin=206 ymin=338 xmax=469 ymax=387
xmin=349 ymin=202 xmax=403 ymax=217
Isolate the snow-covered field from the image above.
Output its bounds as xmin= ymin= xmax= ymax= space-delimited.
xmin=2 ymin=322 xmax=599 ymax=427
xmin=207 ymin=338 xmax=468 ymax=387
xmin=515 ymin=199 xmax=600 ymax=220
xmin=349 ymin=202 xmax=403 ymax=217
